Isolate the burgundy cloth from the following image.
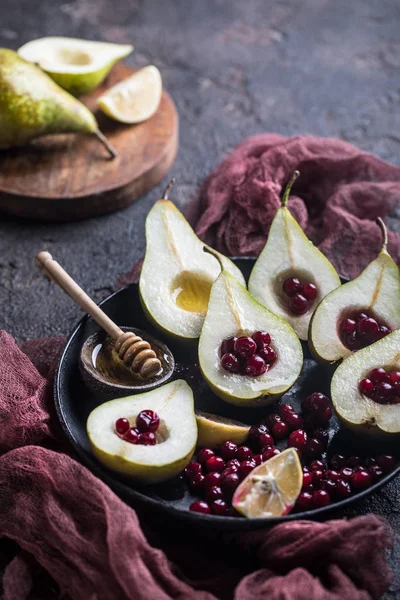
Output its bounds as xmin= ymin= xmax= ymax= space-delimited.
xmin=1 ymin=135 xmax=399 ymax=599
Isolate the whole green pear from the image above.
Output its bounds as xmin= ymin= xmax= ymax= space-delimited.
xmin=0 ymin=48 xmax=117 ymax=157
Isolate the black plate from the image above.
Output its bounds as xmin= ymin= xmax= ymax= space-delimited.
xmin=54 ymin=258 xmax=400 ymax=530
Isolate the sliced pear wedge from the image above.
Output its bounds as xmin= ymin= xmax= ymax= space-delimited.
xmin=18 ymin=37 xmax=133 ymax=96
xmin=86 ymin=380 xmax=197 ymax=483
xmin=196 ymin=411 xmax=250 ymax=448
xmin=139 ymin=181 xmax=246 ymax=340
xmin=249 ymin=171 xmax=341 ymax=341
xmin=232 ymin=448 xmax=302 ymax=518
xmin=199 ymin=252 xmax=303 ymax=406
xmin=98 ymin=65 xmax=162 ymax=124
xmin=310 ymin=219 xmax=400 ymax=364
xmin=331 ymin=329 xmax=400 ymax=436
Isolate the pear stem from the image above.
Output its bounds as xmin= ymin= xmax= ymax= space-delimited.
xmin=281 ymin=170 xmax=300 ymax=207
xmin=162 ymin=178 xmax=176 ymax=199
xmin=376 ymin=217 xmax=388 ymax=249
xmin=94 ymin=129 xmax=118 ymax=159
xmin=203 ymin=246 xmax=223 ymax=273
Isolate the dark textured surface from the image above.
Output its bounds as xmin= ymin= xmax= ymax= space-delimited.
xmin=0 ymin=0 xmax=399 ymax=597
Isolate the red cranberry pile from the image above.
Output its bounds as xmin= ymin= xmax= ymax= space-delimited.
xmin=115 ymin=409 xmax=160 ymax=445
xmin=220 ymin=331 xmax=276 ymax=377
xmin=339 ymin=311 xmax=391 ymax=351
xmin=282 ymin=277 xmax=318 ymax=315
xmin=359 ymin=368 xmax=400 ymax=405
xmin=184 ymin=393 xmax=397 ymax=517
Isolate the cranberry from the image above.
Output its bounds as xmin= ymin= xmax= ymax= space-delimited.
xmin=211 ymin=498 xmax=230 ymax=516
xmin=389 ymin=371 xmax=400 ymax=384
xmin=348 ymin=456 xmax=362 ymax=468
xmin=378 ymin=325 xmax=391 ymax=339
xmin=248 ymin=423 xmax=269 ymax=443
xmin=369 ymin=465 xmax=384 ymax=482
xmin=295 ymin=491 xmax=313 ymax=511
xmin=138 ymin=432 xmax=156 ymax=445
xmin=302 ymin=392 xmax=328 ymax=413
xmin=221 ymin=465 xmax=238 ymax=478
xmin=234 ymin=336 xmax=257 ymax=359
xmin=311 ymin=469 xmax=324 ymax=487
xmin=258 ymin=345 xmax=277 ymax=364
xmin=356 ymin=312 xmax=369 ymax=322
xmin=239 ymin=460 xmax=256 ymax=479
xmin=302 ymin=472 xmax=313 ymax=490
xmin=352 ymin=470 xmax=372 ymax=490
xmin=188 ymin=472 xmax=205 ymax=493
xmin=346 ymin=331 xmax=361 ymax=350
xmin=205 ymin=456 xmax=225 ymax=473
xmin=288 ymin=429 xmax=307 ymax=450
xmin=205 ymin=486 xmax=224 ymax=503
xmin=305 ymin=438 xmax=323 ymax=458
xmin=220 ymin=441 xmax=238 ymax=460
xmin=309 ymin=459 xmax=325 ymax=471
xmin=359 ymin=378 xmax=374 ymax=397
xmin=136 ymin=410 xmax=160 ymax=433
xmin=272 ymin=421 xmax=289 ymax=439
xmin=290 ymin=293 xmax=308 ymax=315
xmin=124 ymin=428 xmax=139 ymax=444
xmin=203 ymin=472 xmax=222 ymax=490
xmin=341 ymin=318 xmax=356 ymax=334
xmin=325 ymin=469 xmax=340 ymax=482
xmin=190 ymin=500 xmax=211 ymax=514
xmin=330 ymin=454 xmax=348 ymax=469
xmin=316 ymin=406 xmax=332 ymax=425
xmin=244 ymin=354 xmax=267 ymax=376
xmin=357 ymin=317 xmax=380 ymax=342
xmin=253 ymin=453 xmax=263 ymax=466
xmin=220 ymin=472 xmax=240 ymax=495
xmin=221 ymin=336 xmax=237 ymax=355
xmin=279 ymin=403 xmax=295 ymax=419
xmin=320 ymin=479 xmax=337 ymax=495
xmin=366 ymin=457 xmax=377 ymax=467
xmin=262 ymin=447 xmax=281 ymax=461
xmin=115 ymin=418 xmax=130 ymax=435
xmin=376 ymin=455 xmax=395 ymax=472
xmin=283 ymin=277 xmax=302 ymax=297
xmin=252 ymin=330 xmax=271 ymax=347
xmin=303 ymin=414 xmax=318 ymax=431
xmin=373 ymin=382 xmax=393 ymax=404
xmin=369 ymin=368 xmax=389 ymax=384
xmin=339 ymin=467 xmax=353 ymax=482
xmin=220 ymin=353 xmax=240 ymax=373
xmin=336 ymin=479 xmax=352 ymax=499
xmin=312 ymin=428 xmax=329 ymax=447
xmin=301 ymin=283 xmax=317 ymax=301
xmin=226 ymin=459 xmax=241 ymax=470
xmin=266 ymin=414 xmax=282 ymax=429
xmin=184 ymin=462 xmax=203 ymax=475
xmin=237 ymin=446 xmax=253 ymax=461
xmin=259 ymin=432 xmax=274 ymax=449
xmin=286 ymin=413 xmax=304 ymax=431
xmin=197 ymin=448 xmax=214 ymax=465
xmin=312 ymin=489 xmax=331 ymax=508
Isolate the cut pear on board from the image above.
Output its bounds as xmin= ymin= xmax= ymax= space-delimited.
xmin=18 ymin=37 xmax=133 ymax=96
xmin=139 ymin=181 xmax=246 ymax=339
xmin=331 ymin=329 xmax=400 ymax=436
xmin=196 ymin=411 xmax=250 ymax=448
xmin=86 ymin=380 xmax=197 ymax=483
xmin=199 ymin=252 xmax=303 ymax=406
xmin=310 ymin=219 xmax=400 ymax=364
xmin=98 ymin=65 xmax=162 ymax=124
xmin=248 ymin=171 xmax=341 ymax=340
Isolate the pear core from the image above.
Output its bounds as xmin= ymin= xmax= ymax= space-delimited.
xmin=171 ymin=271 xmax=213 ymax=314
xmin=51 ymin=48 xmax=92 ymax=67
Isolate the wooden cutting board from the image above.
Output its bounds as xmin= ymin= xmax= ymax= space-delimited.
xmin=0 ymin=63 xmax=178 ymax=221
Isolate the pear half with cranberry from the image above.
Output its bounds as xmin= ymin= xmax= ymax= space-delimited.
xmin=310 ymin=219 xmax=400 ymax=364
xmin=331 ymin=329 xmax=400 ymax=436
xmin=139 ymin=181 xmax=245 ymax=340
xmin=248 ymin=171 xmax=341 ymax=340
xmin=199 ymin=250 xmax=303 ymax=407
xmin=86 ymin=379 xmax=197 ymax=483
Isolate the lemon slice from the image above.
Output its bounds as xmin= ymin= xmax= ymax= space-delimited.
xmin=232 ymin=448 xmax=302 ymax=518
xmin=196 ymin=411 xmax=250 ymax=448
xmin=97 ymin=65 xmax=162 ymax=124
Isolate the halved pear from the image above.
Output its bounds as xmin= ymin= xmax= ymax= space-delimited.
xmin=248 ymin=171 xmax=341 ymax=340
xmin=331 ymin=329 xmax=400 ymax=436
xmin=86 ymin=380 xmax=197 ymax=483
xmin=18 ymin=37 xmax=133 ymax=96
xmin=310 ymin=219 xmax=400 ymax=364
xmin=139 ymin=181 xmax=246 ymax=339
xmin=199 ymin=256 xmax=303 ymax=407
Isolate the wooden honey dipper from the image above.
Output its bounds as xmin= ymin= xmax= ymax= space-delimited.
xmin=35 ymin=251 xmax=161 ymax=379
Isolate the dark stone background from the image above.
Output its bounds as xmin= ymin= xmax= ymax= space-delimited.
xmin=0 ymin=0 xmax=399 ymax=597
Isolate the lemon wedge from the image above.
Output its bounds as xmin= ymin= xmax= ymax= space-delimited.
xmin=97 ymin=65 xmax=162 ymax=124
xmin=232 ymin=448 xmax=302 ymax=518
xmin=196 ymin=411 xmax=250 ymax=448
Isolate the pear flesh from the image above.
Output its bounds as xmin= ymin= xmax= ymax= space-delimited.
xmin=86 ymin=380 xmax=197 ymax=483
xmin=139 ymin=198 xmax=246 ymax=339
xmin=18 ymin=37 xmax=133 ymax=96
xmin=331 ymin=329 xmax=400 ymax=435
xmin=310 ymin=229 xmax=400 ymax=363
xmin=0 ymin=49 xmax=116 ymax=157
xmin=199 ymin=270 xmax=303 ymax=406
xmin=249 ymin=174 xmax=340 ymax=341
